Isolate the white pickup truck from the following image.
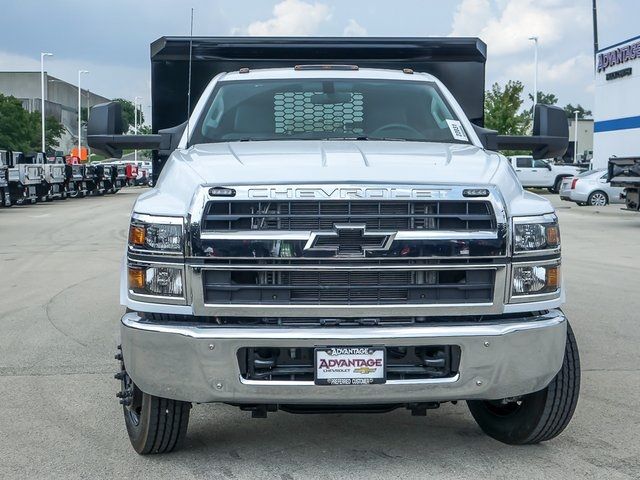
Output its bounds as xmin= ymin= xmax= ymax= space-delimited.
xmin=88 ymin=37 xmax=580 ymax=455
xmin=509 ymin=155 xmax=583 ymax=193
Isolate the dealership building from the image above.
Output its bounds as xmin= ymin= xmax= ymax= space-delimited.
xmin=593 ymin=34 xmax=640 ymax=169
xmin=0 ymin=72 xmax=109 ymax=154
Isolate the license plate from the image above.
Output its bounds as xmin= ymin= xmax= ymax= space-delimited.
xmin=315 ymin=347 xmax=385 ymax=385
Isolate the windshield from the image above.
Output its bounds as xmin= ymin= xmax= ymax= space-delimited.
xmin=577 ymin=169 xmax=602 ymax=178
xmin=190 ymin=79 xmax=470 ymax=145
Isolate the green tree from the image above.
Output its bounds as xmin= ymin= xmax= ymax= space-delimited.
xmin=112 ymin=98 xmax=144 ymax=133
xmin=44 ymin=117 xmax=65 ymax=154
xmin=563 ymin=104 xmax=592 ymax=119
xmin=138 ymin=124 xmax=152 ymax=135
xmin=484 ymin=81 xmax=531 ymax=136
xmin=0 ymin=93 xmax=64 ymax=153
xmin=528 ymin=91 xmax=559 ymax=107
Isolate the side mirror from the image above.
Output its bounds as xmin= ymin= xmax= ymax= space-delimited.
xmin=531 ymin=105 xmax=569 ymax=159
xmin=485 ymin=104 xmax=569 ymax=160
xmin=88 ymin=102 xmax=162 ymax=158
xmin=472 ymin=124 xmax=498 ymax=151
xmin=533 ymin=104 xmax=569 ymax=138
xmin=88 ymin=102 xmax=124 ymax=137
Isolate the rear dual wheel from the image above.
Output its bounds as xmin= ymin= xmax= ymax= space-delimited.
xmin=467 ymin=321 xmax=580 ymax=444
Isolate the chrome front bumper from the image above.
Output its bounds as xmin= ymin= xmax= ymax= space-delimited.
xmin=121 ymin=310 xmax=567 ymax=404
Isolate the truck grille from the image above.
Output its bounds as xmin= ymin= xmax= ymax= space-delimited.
xmin=203 ymin=268 xmax=495 ymax=305
xmin=202 ymin=200 xmax=495 ymax=231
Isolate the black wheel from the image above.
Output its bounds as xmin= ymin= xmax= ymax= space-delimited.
xmin=550 ymin=177 xmax=563 ymax=194
xmin=588 ymin=190 xmax=608 ymax=206
xmin=117 ymin=360 xmax=191 ymax=455
xmin=467 ymin=321 xmax=580 ymax=445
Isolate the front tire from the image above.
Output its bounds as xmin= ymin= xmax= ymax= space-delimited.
xmin=467 ymin=321 xmax=580 ymax=445
xmin=119 ymin=364 xmax=191 ymax=454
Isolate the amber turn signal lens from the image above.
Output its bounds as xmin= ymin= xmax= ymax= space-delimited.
xmin=546 ymin=226 xmax=559 ymax=246
xmin=546 ymin=266 xmax=559 ymax=289
xmin=129 ymin=225 xmax=146 ymax=246
xmin=128 ymin=267 xmax=145 ymax=290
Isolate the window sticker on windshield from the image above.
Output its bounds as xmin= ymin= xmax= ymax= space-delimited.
xmin=446 ymin=120 xmax=468 ymax=141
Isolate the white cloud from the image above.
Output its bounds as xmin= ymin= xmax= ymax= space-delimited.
xmin=449 ymin=0 xmax=596 ymax=109
xmin=0 ymin=50 xmax=40 ymax=70
xmin=503 ymin=54 xmax=594 ymax=86
xmin=451 ymin=0 xmax=493 ymax=37
xmin=343 ymin=19 xmax=367 ymax=37
xmin=244 ymin=0 xmax=331 ymax=36
xmin=450 ymin=0 xmax=590 ymax=57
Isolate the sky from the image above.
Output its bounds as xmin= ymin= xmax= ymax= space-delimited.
xmin=0 ymin=0 xmax=637 ymax=124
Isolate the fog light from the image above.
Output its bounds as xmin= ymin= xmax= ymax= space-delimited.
xmin=128 ymin=266 xmax=183 ymax=297
xmin=513 ymin=265 xmax=559 ymax=295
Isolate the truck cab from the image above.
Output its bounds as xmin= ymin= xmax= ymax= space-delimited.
xmin=0 ymin=150 xmax=10 ymax=206
xmin=42 ymin=156 xmax=67 ymax=200
xmin=509 ymin=155 xmax=583 ymax=192
xmin=88 ymin=37 xmax=579 ymax=455
xmin=7 ymin=151 xmax=43 ymax=205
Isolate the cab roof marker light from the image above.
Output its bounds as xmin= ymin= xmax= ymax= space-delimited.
xmin=294 ymin=64 xmax=359 ymax=71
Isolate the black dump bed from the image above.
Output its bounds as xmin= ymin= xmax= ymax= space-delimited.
xmin=149 ymin=37 xmax=486 ymax=181
xmin=609 ymin=157 xmax=640 ymax=188
xmin=151 ymin=36 xmax=487 ymax=130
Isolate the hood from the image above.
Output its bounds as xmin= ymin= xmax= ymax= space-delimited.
xmin=136 ymin=140 xmax=551 ymax=217
xmin=177 ymin=140 xmax=499 ymax=186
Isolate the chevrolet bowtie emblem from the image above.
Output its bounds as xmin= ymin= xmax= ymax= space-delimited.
xmin=353 ymin=366 xmax=376 ymax=375
xmin=304 ymin=224 xmax=396 ymax=257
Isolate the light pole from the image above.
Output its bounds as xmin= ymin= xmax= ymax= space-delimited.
xmin=40 ymin=52 xmax=53 ymax=154
xmin=134 ymin=96 xmax=142 ymax=163
xmin=528 ymin=36 xmax=538 ymax=108
xmin=573 ymin=110 xmax=580 ymax=164
xmin=77 ymin=70 xmax=89 ymax=160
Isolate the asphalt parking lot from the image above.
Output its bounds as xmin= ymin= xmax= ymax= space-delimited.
xmin=1 ymin=189 xmax=639 ymax=480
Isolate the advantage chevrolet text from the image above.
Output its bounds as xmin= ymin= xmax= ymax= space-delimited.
xmin=89 ymin=37 xmax=580 ymax=454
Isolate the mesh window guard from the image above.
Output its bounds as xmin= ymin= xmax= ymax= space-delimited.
xmin=274 ymin=92 xmax=364 ymax=134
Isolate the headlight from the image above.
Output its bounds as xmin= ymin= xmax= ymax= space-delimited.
xmin=513 ymin=214 xmax=559 ymax=253
xmin=128 ymin=265 xmax=184 ymax=297
xmin=129 ymin=214 xmax=184 ymax=252
xmin=512 ymin=264 xmax=560 ymax=295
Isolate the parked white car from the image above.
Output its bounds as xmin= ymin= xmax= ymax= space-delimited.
xmin=559 ymin=169 xmax=624 ymax=206
xmin=509 ymin=155 xmax=583 ymax=193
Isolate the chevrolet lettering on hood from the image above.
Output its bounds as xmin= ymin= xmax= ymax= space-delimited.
xmin=246 ymin=187 xmax=451 ymax=200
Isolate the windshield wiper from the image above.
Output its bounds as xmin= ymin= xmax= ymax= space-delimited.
xmin=323 ymin=136 xmax=408 ymax=142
